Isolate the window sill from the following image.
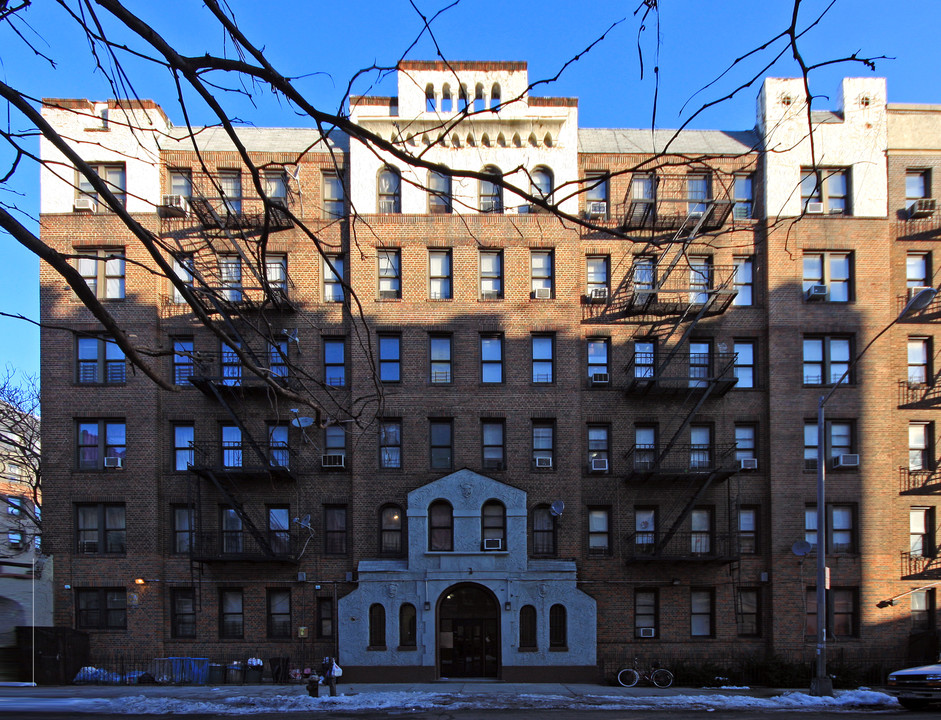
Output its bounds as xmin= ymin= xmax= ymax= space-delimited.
xmin=367 ymin=645 xmax=387 ymax=652
xmin=549 ymin=646 xmax=568 ymax=652
xmin=396 ymin=645 xmax=418 ymax=652
xmin=518 ymin=647 xmax=538 ymax=653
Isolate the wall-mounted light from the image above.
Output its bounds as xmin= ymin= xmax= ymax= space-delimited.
xmin=134 ymin=578 xmax=146 ymax=585
xmin=424 ymin=601 xmax=431 ymax=611
xmin=504 ymin=602 xmax=512 ymax=612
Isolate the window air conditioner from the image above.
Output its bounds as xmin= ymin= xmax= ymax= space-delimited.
xmin=483 ymin=538 xmax=503 ymax=551
xmin=909 ymin=198 xmax=937 ymax=219
xmin=804 ymin=284 xmax=828 ymax=301
xmin=587 ymin=201 xmax=607 ymax=218
xmin=535 ymin=457 xmax=553 ymax=468
xmin=103 ymin=456 xmax=123 ymax=469
xmin=161 ymin=194 xmax=190 ymax=218
xmin=638 ymin=627 xmax=656 ymax=638
xmin=590 ymin=287 xmax=609 ymax=301
xmin=533 ymin=288 xmax=552 ymax=299
xmin=297 ymin=572 xmax=307 ymax=582
xmin=590 ymin=458 xmax=609 ymax=472
xmin=79 ymin=540 xmax=98 ymax=554
xmin=739 ymin=458 xmax=758 ymax=471
xmin=503 ymin=205 xmax=518 ymax=214
xmin=634 ymin=460 xmax=654 ymax=471
xmin=480 ymin=291 xmax=501 ymax=300
xmin=321 ymin=454 xmax=346 ymax=468
xmin=806 ymin=201 xmax=825 ymax=214
xmin=73 ymin=197 xmax=98 ymax=213
xmin=591 ymin=372 xmax=610 ymax=386
xmin=378 ymin=290 xmax=400 ymax=300
xmin=483 ymin=459 xmax=505 ymax=471
xmin=834 ymin=454 xmax=859 ymax=468
xmin=909 ymin=286 xmax=934 ymax=301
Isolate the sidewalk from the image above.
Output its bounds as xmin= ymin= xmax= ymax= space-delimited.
xmin=0 ymin=681 xmax=899 ymax=715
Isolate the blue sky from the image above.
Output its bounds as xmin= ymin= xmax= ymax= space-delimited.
xmin=1 ymin=0 xmax=939 ymax=382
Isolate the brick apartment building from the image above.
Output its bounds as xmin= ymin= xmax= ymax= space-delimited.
xmin=37 ymin=62 xmax=941 ymax=681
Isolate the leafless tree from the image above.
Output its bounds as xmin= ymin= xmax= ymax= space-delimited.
xmin=0 ymin=369 xmax=41 ymax=558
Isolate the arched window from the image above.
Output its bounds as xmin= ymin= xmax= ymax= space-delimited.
xmin=490 ymin=83 xmax=501 ymax=110
xmin=441 ymin=84 xmax=453 ymax=113
xmin=474 ymin=83 xmax=485 ymax=112
xmin=531 ymin=167 xmax=554 ymax=207
xmin=497 ymin=133 xmax=506 ymax=148
xmin=519 ymin=605 xmax=537 ymax=649
xmin=368 ymin=603 xmax=386 ymax=648
xmin=532 ymin=505 xmax=556 ymax=556
xmin=377 ymin=167 xmax=401 ymax=214
xmin=549 ymin=604 xmax=567 ymax=648
xmin=379 ymin=505 xmax=403 ymax=556
xmin=512 ymin=133 xmax=522 ymax=148
xmin=479 ymin=166 xmax=503 ymax=214
xmin=429 ymin=500 xmax=453 ymax=551
xmin=425 ymin=84 xmax=436 ymax=112
xmin=428 ymin=171 xmax=451 ymax=214
xmin=543 ymin=132 xmax=553 ymax=148
xmin=482 ymin=500 xmax=506 ymax=550
xmin=399 ymin=603 xmax=417 ymax=647
xmin=481 ymin=133 xmax=491 ymax=148
xmin=458 ymin=85 xmax=468 ymax=112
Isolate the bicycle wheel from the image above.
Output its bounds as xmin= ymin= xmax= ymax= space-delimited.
xmin=617 ymin=668 xmax=640 ymax=688
xmin=651 ymin=669 xmax=674 ymax=688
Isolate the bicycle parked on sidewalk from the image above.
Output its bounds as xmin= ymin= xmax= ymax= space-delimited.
xmin=617 ymin=658 xmax=674 ymax=688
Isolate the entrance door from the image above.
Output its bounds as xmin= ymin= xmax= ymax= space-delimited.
xmin=438 ymin=584 xmax=499 ymax=678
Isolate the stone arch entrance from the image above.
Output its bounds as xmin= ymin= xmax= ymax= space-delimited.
xmin=437 ymin=583 xmax=500 ymax=679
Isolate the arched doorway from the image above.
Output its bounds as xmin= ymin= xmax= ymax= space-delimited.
xmin=437 ymin=583 xmax=499 ymax=678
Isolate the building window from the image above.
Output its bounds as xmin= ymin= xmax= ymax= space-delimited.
xmin=738 ymin=506 xmax=759 ymax=554
xmin=801 ymin=168 xmax=849 ymax=214
xmin=172 ymin=338 xmax=194 ymax=385
xmin=803 ymin=252 xmax=851 ymax=302
xmin=369 ymin=604 xmax=387 ymax=648
xmin=268 ymin=506 xmax=290 ymax=555
xmin=588 ymin=425 xmax=610 ymax=472
xmin=634 ymin=426 xmax=657 ymax=470
xmin=586 ymin=256 xmax=609 ymax=299
xmin=633 ymin=256 xmax=656 ymax=291
xmin=906 ymin=170 xmax=930 ymax=204
xmin=735 ymin=425 xmax=756 ymax=463
xmin=633 ymin=340 xmax=655 ymax=380
xmin=635 ymin=589 xmax=658 ymax=638
xmin=380 ymin=505 xmax=403 ymax=556
xmin=76 ymin=503 xmax=126 ymax=554
xmin=428 ymin=500 xmax=453 ymax=551
xmin=171 ymin=588 xmax=196 ymax=638
xmin=76 ymin=588 xmax=126 ymax=630
xmin=632 ymin=173 xmax=655 ymax=202
xmin=217 ymin=170 xmax=241 ymax=214
xmin=264 ymin=255 xmax=288 ymax=297
xmin=482 ymin=500 xmax=506 ymax=550
xmin=400 ymin=603 xmax=417 ymax=647
xmin=533 ymin=421 xmax=554 ymax=469
xmin=173 ymin=424 xmax=194 ymax=471
xmin=219 ymin=342 xmax=241 ymax=387
xmin=519 ymin=605 xmax=537 ymax=649
xmin=76 ymin=336 xmax=125 ymax=384
xmin=378 ymin=420 xmax=402 ymax=469
xmin=733 ymin=174 xmax=754 ymax=219
xmin=635 ymin=507 xmax=657 ymax=552
xmin=379 ymin=334 xmax=401 ymax=383
xmin=430 ymin=419 xmax=453 ymax=469
xmin=532 ymin=505 xmax=556 ymax=556
xmin=911 ymin=507 xmax=935 ymax=558
xmin=733 ymin=340 xmax=755 ymax=388
xmin=690 ymin=588 xmax=714 ymax=637
xmin=531 ymin=250 xmax=554 ymax=298
xmin=907 ymin=252 xmax=930 ymax=289
xmin=264 ymin=170 xmax=287 ymax=203
xmin=479 ymin=166 xmax=503 ymax=213
xmin=733 ymin=257 xmax=754 ymax=306
xmin=324 ymin=425 xmax=346 ymax=466
xmin=324 ymin=505 xmax=347 ymax=555
xmin=806 ymin=587 xmax=858 ymax=637
xmin=480 ymin=250 xmax=503 ymax=299
xmin=378 ymin=249 xmax=401 ymax=299
xmin=532 ymin=335 xmax=554 ymax=383
xmin=689 ymin=340 xmax=711 ymax=388
xmin=549 ymin=604 xmax=567 ymax=648
xmin=265 ymin=589 xmax=291 ymax=639
xmin=324 ymin=254 xmax=345 ymax=303
xmin=323 ymin=171 xmax=344 ymax=218
xmin=428 ymin=171 xmax=452 ymax=214
xmin=378 ymin=167 xmax=401 ymax=214
xmin=323 ymin=338 xmax=345 ymax=387
xmin=317 ymin=598 xmax=334 ymax=639
xmin=687 ymin=174 xmax=710 ymax=215
xmin=912 ymin=589 xmax=936 ymax=632
xmin=690 ymin=425 xmax=712 ymax=469
xmin=482 ymin=420 xmax=505 ymax=471
xmin=76 ymin=163 xmax=126 ymax=208
xmin=221 ymin=425 xmax=242 ymax=468
xmin=171 ymin=253 xmax=194 ymax=304
xmin=588 ymin=507 xmax=610 ymax=555
xmin=531 ymin=167 xmax=553 ymax=205
xmin=169 ymin=169 xmax=191 ymax=198
xmin=268 ymin=340 xmax=288 ymax=379
xmin=803 ymin=336 xmax=851 ymax=385
xmin=691 ymin=508 xmax=713 ymax=553
xmin=585 ymin=172 xmax=609 ymax=218
xmin=588 ymin=338 xmax=610 ymax=381
xmin=737 ymin=588 xmax=761 ymax=636
xmin=172 ymin=505 xmax=194 ymax=555
xmin=429 ymin=249 xmax=452 ymax=299
xmin=221 ymin=506 xmax=243 ymax=553
xmin=219 ymin=255 xmax=242 ymax=302
xmin=430 ymin=334 xmax=452 ymax=384
xmin=77 ymin=248 xmax=125 ymax=299
xmin=481 ymin=334 xmax=503 ymax=383
xmin=910 ymin=422 xmax=933 ymax=471
xmin=76 ymin=420 xmax=125 ymax=470
xmin=219 ymin=589 xmax=244 ymax=638
xmin=689 ymin=256 xmax=712 ymax=304
xmin=804 ymin=421 xmax=853 ymax=470
xmin=805 ymin=504 xmax=856 ymax=553
xmin=909 ymin=338 xmax=931 ymax=385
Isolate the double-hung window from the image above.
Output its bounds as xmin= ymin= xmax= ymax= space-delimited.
xmin=171 ymin=254 xmax=194 ymax=304
xmin=687 ymin=174 xmax=710 ymax=215
xmin=169 ymin=170 xmax=192 ymax=199
xmin=909 ymin=338 xmax=931 ymax=385
xmin=378 ymin=249 xmax=401 ymax=299
xmin=635 ymin=507 xmax=656 ymax=551
xmin=173 ymin=425 xmax=194 ymax=471
xmin=907 ymin=252 xmax=931 ymax=291
xmin=585 ymin=173 xmax=609 ymax=218
xmin=737 ymin=589 xmax=761 ymax=636
xmin=588 ymin=507 xmax=611 ymax=555
xmin=430 ymin=335 xmax=452 ymax=384
xmin=690 ymin=588 xmax=714 ymax=637
xmin=531 ymin=250 xmax=553 ymax=298
xmin=430 ymin=419 xmax=453 ymax=469
xmin=218 ymin=171 xmax=242 ymax=214
xmin=267 ymin=589 xmax=291 ymax=639
xmin=324 ymin=426 xmax=346 ymax=467
xmin=586 ymin=256 xmax=609 ymax=299
xmin=532 ymin=421 xmax=554 ymax=469
xmin=805 ymin=504 xmax=856 ymax=553
xmin=634 ymin=341 xmax=655 ymax=380
xmin=219 ymin=255 xmax=242 ymax=302
xmin=172 ymin=506 xmax=194 ymax=554
xmin=323 ymin=338 xmax=345 ymax=387
xmin=532 ymin=335 xmax=553 ymax=383
xmin=480 ymin=250 xmax=503 ymax=299
xmin=689 ymin=341 xmax=711 ymax=388
xmin=690 ymin=425 xmax=712 ymax=469
xmin=733 ymin=340 xmax=755 ymax=388
xmin=803 ymin=421 xmax=854 ymax=470
xmin=801 ymin=168 xmax=849 ymax=215
xmin=532 ymin=506 xmax=556 ymax=556
xmin=220 ymin=342 xmax=241 ymax=386
xmin=911 ymin=507 xmax=935 ymax=558
xmin=806 ymin=587 xmax=858 ymax=637
xmin=481 ymin=334 xmax=503 ymax=383
xmin=738 ymin=507 xmax=759 ymax=554
xmin=803 ymin=336 xmax=851 ymax=385
xmin=268 ymin=340 xmax=288 ymax=379
xmin=76 ymin=588 xmax=127 ymax=630
xmin=479 ymin=168 xmax=503 ymax=213
xmin=733 ymin=257 xmax=754 ymax=306
xmin=324 ymin=505 xmax=348 ymax=554
xmin=635 ymin=589 xmax=658 ymax=638
xmin=910 ymin=422 xmax=932 ymax=471
xmin=634 ymin=426 xmax=657 ymax=470
xmin=378 ymin=334 xmax=401 ymax=383
xmin=429 ymin=249 xmax=452 ymax=299
xmin=735 ymin=425 xmax=757 ymax=463
xmin=906 ymin=170 xmax=930 ymax=207
xmin=429 ymin=501 xmax=453 ymax=551
xmin=482 ymin=420 xmax=505 ymax=470
xmin=324 ymin=255 xmax=345 ymax=302
xmin=172 ymin=338 xmax=194 ymax=385
xmin=689 ymin=256 xmax=712 ymax=304
xmin=268 ymin=424 xmax=289 ymax=468
xmin=171 ymin=589 xmax=196 ymax=638
xmin=379 ymin=420 xmax=402 ymax=469
xmin=323 ymin=172 xmax=344 ymax=218
xmin=587 ymin=338 xmax=610 ymax=381
xmin=265 ymin=254 xmax=287 ymax=294
xmin=219 ymin=588 xmax=244 ymax=638
xmin=588 ymin=425 xmax=610 ymax=472
xmin=77 ymin=336 xmax=125 ymax=384
xmin=77 ymin=248 xmax=125 ymax=299
xmin=803 ymin=252 xmax=851 ymax=302
xmin=380 ymin=506 xmax=403 ymax=556
xmin=77 ymin=420 xmax=125 ymax=470
xmin=267 ymin=506 xmax=290 ymax=555
xmin=77 ymin=163 xmax=126 ymax=208
xmin=428 ymin=171 xmax=452 ymax=214
xmin=378 ymin=167 xmax=401 ymax=213
xmin=690 ymin=508 xmax=712 ymax=553
xmin=221 ymin=426 xmax=242 ymax=469
xmin=76 ymin=503 xmax=126 ymax=554
xmin=733 ymin=174 xmax=754 ymax=219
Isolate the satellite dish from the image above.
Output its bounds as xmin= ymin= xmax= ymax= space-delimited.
xmin=294 ymin=514 xmax=311 ymax=529
xmin=791 ymin=540 xmax=812 ymax=557
xmin=291 ymin=416 xmax=315 ymax=428
xmin=549 ymin=500 xmax=565 ymax=517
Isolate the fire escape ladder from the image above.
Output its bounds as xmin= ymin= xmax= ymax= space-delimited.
xmin=199 ymin=379 xmax=271 ymax=468
xmin=653 ymin=375 xmax=719 ymax=465
xmin=652 ymin=470 xmax=721 ymax=556
xmin=187 ymin=470 xmax=204 ymax=609
xmin=200 ymin=467 xmax=276 ymax=557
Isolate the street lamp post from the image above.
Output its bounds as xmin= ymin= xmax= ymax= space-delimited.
xmin=810 ymin=286 xmax=937 ymax=697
